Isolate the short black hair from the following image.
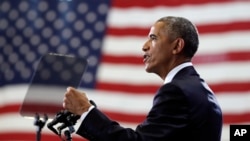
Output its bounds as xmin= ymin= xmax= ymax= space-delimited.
xmin=157 ymin=16 xmax=199 ymax=58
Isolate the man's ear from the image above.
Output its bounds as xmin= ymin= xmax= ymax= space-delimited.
xmin=172 ymin=38 xmax=184 ymax=54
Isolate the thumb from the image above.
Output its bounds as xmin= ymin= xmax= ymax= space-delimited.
xmin=67 ymin=86 xmax=76 ymax=92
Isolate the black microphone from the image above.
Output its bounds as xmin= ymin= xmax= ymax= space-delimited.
xmin=47 ymin=110 xmax=79 ymax=136
xmin=90 ymin=100 xmax=97 ymax=107
xmin=47 ymin=100 xmax=96 ymax=138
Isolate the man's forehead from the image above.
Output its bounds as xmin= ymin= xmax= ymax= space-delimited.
xmin=148 ymin=22 xmax=166 ymax=35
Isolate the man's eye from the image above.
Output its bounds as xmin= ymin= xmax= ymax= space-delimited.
xmin=150 ymin=35 xmax=157 ymax=40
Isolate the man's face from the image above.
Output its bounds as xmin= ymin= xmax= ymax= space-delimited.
xmin=142 ymin=21 xmax=176 ymax=76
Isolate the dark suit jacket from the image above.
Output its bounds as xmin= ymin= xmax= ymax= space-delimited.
xmin=76 ymin=66 xmax=223 ymax=141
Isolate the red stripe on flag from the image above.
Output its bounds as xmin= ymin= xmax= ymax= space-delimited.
xmin=96 ymin=82 xmax=160 ymax=94
xmin=210 ymin=82 xmax=250 ymax=94
xmin=107 ymin=27 xmax=148 ymax=37
xmin=193 ymin=51 xmax=250 ymax=64
xmin=101 ymin=55 xmax=143 ymax=65
xmin=223 ymin=113 xmax=250 ymax=124
xmin=197 ymin=21 xmax=250 ymax=34
xmin=0 ymin=104 xmax=20 ymax=114
xmin=0 ymin=132 xmax=87 ymax=141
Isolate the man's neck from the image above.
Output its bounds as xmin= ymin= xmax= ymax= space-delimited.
xmin=164 ymin=61 xmax=193 ymax=84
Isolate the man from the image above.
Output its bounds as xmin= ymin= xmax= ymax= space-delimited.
xmin=63 ymin=16 xmax=223 ymax=141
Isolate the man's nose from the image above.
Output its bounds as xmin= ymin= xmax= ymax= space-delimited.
xmin=142 ymin=40 xmax=150 ymax=52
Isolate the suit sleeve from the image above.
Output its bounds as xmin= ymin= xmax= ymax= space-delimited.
xmin=76 ymin=83 xmax=190 ymax=141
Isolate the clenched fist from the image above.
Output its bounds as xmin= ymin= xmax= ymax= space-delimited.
xmin=63 ymin=87 xmax=92 ymax=116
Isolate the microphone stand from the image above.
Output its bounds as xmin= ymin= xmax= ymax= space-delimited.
xmin=64 ymin=130 xmax=72 ymax=141
xmin=34 ymin=113 xmax=48 ymax=141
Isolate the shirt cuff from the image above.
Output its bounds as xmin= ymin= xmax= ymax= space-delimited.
xmin=80 ymin=105 xmax=95 ymax=121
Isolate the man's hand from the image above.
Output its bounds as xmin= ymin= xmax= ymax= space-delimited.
xmin=63 ymin=87 xmax=91 ymax=116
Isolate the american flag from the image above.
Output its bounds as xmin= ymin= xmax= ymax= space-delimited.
xmin=0 ymin=0 xmax=250 ymax=141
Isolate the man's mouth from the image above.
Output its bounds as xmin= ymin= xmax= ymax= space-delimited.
xmin=143 ymin=54 xmax=150 ymax=63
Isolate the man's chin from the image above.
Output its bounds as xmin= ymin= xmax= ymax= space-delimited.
xmin=145 ymin=66 xmax=153 ymax=73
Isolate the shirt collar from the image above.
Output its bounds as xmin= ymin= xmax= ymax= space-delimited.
xmin=164 ymin=62 xmax=193 ymax=84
